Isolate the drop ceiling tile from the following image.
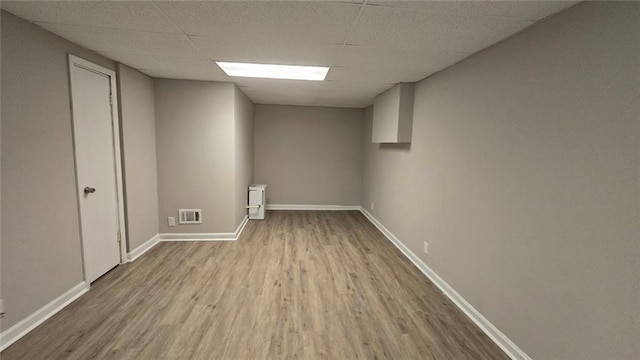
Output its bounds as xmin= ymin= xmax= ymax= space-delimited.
xmin=327 ymin=66 xmax=430 ymax=84
xmin=452 ymin=16 xmax=535 ymax=54
xmin=140 ymin=68 xmax=229 ymax=82
xmin=251 ymin=95 xmax=318 ymax=107
xmin=102 ymin=52 xmax=227 ymax=81
xmin=1 ymin=1 xmax=181 ymax=33
xmin=348 ymin=5 xmax=534 ymax=54
xmin=317 ymin=91 xmax=374 ymax=103
xmin=267 ymin=42 xmax=342 ymax=66
xmin=37 ymin=23 xmax=203 ymax=58
xmin=367 ymin=1 xmax=579 ymax=20
xmin=155 ymin=1 xmax=361 ymax=43
xmin=318 ymin=80 xmax=394 ymax=95
xmin=190 ymin=36 xmax=341 ymax=66
xmin=241 ymin=87 xmax=319 ymax=99
xmin=233 ymin=78 xmax=324 ymax=92
xmin=189 ymin=36 xmax=274 ymax=63
xmin=316 ymin=87 xmax=380 ymax=100
xmin=314 ymin=96 xmax=372 ymax=108
xmin=333 ymin=45 xmax=470 ymax=76
xmin=347 ymin=5 xmax=466 ymax=51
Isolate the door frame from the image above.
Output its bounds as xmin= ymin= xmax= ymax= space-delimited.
xmin=68 ymin=54 xmax=128 ymax=275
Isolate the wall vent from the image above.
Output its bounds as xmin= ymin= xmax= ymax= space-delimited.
xmin=178 ymin=209 xmax=202 ymax=224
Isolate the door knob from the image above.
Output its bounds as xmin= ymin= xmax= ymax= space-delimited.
xmin=84 ymin=187 xmax=96 ymax=194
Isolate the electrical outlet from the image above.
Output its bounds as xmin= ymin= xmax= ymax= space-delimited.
xmin=371 ymin=202 xmax=375 ymax=211
xmin=423 ymin=241 xmax=429 ymax=254
xmin=168 ymin=216 xmax=176 ymax=227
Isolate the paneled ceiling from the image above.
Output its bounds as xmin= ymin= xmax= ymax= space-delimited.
xmin=1 ymin=1 xmax=578 ymax=108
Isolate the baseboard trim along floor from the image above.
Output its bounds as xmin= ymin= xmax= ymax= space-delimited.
xmin=127 ymin=234 xmax=160 ymax=262
xmin=159 ymin=215 xmax=249 ymax=241
xmin=266 ymin=204 xmax=361 ymax=211
xmin=0 ymin=282 xmax=89 ymax=352
xmin=358 ymin=207 xmax=531 ymax=360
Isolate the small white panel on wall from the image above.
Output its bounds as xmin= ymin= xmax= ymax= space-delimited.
xmin=372 ymin=83 xmax=415 ymax=143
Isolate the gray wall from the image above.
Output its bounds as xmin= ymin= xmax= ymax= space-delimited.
xmin=154 ymin=79 xmax=237 ymax=233
xmin=254 ymin=105 xmax=363 ymax=206
xmin=0 ymin=7 xmax=4 ymax=329
xmin=233 ymin=86 xmax=254 ymax=226
xmin=0 ymin=11 xmax=115 ymax=330
xmin=116 ymin=64 xmax=160 ymax=251
xmin=361 ymin=2 xmax=639 ymax=359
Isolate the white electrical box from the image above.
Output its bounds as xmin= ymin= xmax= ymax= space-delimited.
xmin=248 ymin=184 xmax=267 ymax=220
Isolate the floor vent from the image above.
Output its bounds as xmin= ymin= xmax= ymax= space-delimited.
xmin=179 ymin=209 xmax=202 ymax=224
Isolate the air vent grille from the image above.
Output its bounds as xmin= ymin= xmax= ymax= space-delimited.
xmin=179 ymin=209 xmax=202 ymax=224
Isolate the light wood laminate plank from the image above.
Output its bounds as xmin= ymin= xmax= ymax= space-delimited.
xmin=1 ymin=211 xmax=508 ymax=359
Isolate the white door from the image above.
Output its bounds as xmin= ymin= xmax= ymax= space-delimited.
xmin=69 ymin=56 xmax=123 ymax=283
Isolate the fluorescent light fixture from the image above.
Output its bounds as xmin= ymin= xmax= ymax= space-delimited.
xmin=216 ymin=61 xmax=329 ymax=81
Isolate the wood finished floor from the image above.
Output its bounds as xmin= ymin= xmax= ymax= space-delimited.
xmin=2 ymin=211 xmax=508 ymax=360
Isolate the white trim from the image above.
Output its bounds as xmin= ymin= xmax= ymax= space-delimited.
xmin=234 ymin=215 xmax=249 ymax=239
xmin=160 ymin=215 xmax=249 ymax=242
xmin=266 ymin=204 xmax=361 ymax=211
xmin=68 ymin=54 xmax=128 ymax=269
xmin=359 ymin=207 xmax=531 ymax=360
xmin=0 ymin=282 xmax=89 ymax=352
xmin=127 ymin=234 xmax=160 ymax=262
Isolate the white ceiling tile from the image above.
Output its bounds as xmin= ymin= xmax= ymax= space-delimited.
xmin=37 ymin=23 xmax=203 ymax=58
xmin=319 ymin=80 xmax=394 ymax=95
xmin=251 ymin=95 xmax=318 ymax=107
xmin=267 ymin=42 xmax=342 ymax=66
xmin=327 ymin=66 xmax=430 ymax=84
xmin=233 ymin=78 xmax=324 ymax=92
xmin=316 ymin=91 xmax=374 ymax=102
xmin=347 ymin=5 xmax=534 ymax=54
xmin=317 ymin=88 xmax=379 ymax=100
xmin=347 ymin=5 xmax=467 ymax=51
xmin=140 ymin=69 xmax=228 ymax=82
xmin=1 ymin=1 xmax=181 ymax=33
xmin=155 ymin=1 xmax=361 ymax=43
xmin=452 ymin=16 xmax=535 ymax=54
xmin=333 ymin=45 xmax=470 ymax=77
xmin=241 ymin=87 xmax=319 ymax=99
xmin=191 ymin=36 xmax=341 ymax=66
xmin=102 ymin=52 xmax=227 ymax=81
xmin=366 ymin=1 xmax=579 ymax=20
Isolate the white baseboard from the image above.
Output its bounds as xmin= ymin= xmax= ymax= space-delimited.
xmin=234 ymin=215 xmax=249 ymax=239
xmin=0 ymin=282 xmax=89 ymax=352
xmin=359 ymin=208 xmax=530 ymax=360
xmin=266 ymin=204 xmax=361 ymax=211
xmin=127 ymin=234 xmax=160 ymax=262
xmin=159 ymin=215 xmax=249 ymax=241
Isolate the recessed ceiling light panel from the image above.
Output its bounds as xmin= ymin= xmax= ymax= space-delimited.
xmin=216 ymin=61 xmax=329 ymax=81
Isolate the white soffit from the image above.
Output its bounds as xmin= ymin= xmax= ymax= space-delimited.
xmin=1 ymin=0 xmax=580 ymax=108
